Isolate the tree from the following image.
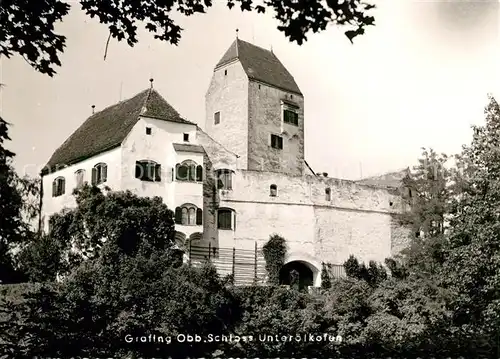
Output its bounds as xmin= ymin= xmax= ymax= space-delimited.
xmin=0 ymin=117 xmax=39 ymax=283
xmin=19 ymin=184 xmax=177 ymax=280
xmin=1 ymin=252 xmax=237 ymax=358
xmin=1 ymin=0 xmax=376 ymax=77
xmin=440 ymin=95 xmax=500 ymax=355
xmin=262 ymin=233 xmax=287 ymax=285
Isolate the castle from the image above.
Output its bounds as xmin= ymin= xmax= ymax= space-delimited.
xmin=40 ymin=38 xmax=410 ymax=287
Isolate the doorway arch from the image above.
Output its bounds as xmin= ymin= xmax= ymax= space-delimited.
xmin=279 ymin=260 xmax=315 ymax=289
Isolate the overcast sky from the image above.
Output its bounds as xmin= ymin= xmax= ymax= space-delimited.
xmin=1 ymin=0 xmax=499 ymax=180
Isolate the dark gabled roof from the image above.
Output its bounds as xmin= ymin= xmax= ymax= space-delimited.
xmin=173 ymin=143 xmax=205 ymax=154
xmin=43 ymin=89 xmax=195 ymax=174
xmin=215 ymin=39 xmax=302 ymax=95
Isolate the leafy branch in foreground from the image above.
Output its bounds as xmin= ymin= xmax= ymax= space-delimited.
xmin=1 ymin=0 xmax=375 ymax=76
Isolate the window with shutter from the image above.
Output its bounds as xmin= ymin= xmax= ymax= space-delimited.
xmin=196 ymin=165 xmax=203 ymax=182
xmin=52 ymin=177 xmax=65 ymax=197
xmin=93 ymin=163 xmax=107 ymax=185
xmin=196 ymin=208 xmax=202 ymax=225
xmin=174 ymin=207 xmax=182 ymax=224
xmin=135 ymin=160 xmax=161 ymax=182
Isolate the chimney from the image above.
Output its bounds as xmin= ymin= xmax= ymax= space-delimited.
xmin=91 ymin=105 xmax=95 ymax=115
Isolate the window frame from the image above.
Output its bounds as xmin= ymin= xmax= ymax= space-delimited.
xmin=214 ymin=111 xmax=220 ymax=125
xmin=270 ymin=184 xmax=278 ymax=197
xmin=75 ymin=169 xmax=85 ymax=189
xmin=92 ymin=163 xmax=108 ymax=185
xmin=176 ymin=160 xmax=202 ymax=183
xmin=175 ymin=203 xmax=202 ymax=226
xmin=52 ymin=176 xmax=66 ymax=197
xmin=270 ymin=134 xmax=283 ymax=150
xmin=217 ymin=208 xmax=235 ymax=230
xmin=135 ymin=160 xmax=161 ymax=182
xmin=216 ymin=169 xmax=233 ymax=190
xmin=283 ymin=108 xmax=299 ymax=126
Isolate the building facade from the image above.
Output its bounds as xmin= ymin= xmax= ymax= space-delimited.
xmin=40 ymin=39 xmax=410 ymax=287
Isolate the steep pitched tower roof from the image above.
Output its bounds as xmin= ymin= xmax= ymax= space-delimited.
xmin=215 ymin=39 xmax=302 ymax=95
xmin=43 ymin=88 xmax=194 ymax=174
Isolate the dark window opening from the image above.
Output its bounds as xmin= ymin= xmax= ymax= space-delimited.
xmin=175 ymin=204 xmax=201 ymax=226
xmin=135 ymin=160 xmax=161 ymax=182
xmin=216 ymin=169 xmax=233 ymax=190
xmin=92 ymin=163 xmax=107 ymax=185
xmin=146 ymin=127 xmax=152 ymax=135
xmin=183 ymin=133 xmax=189 ymax=142
xmin=214 ymin=111 xmax=220 ymax=125
xmin=270 ymin=184 xmax=277 ymax=197
xmin=176 ymin=161 xmax=202 ymax=182
xmin=271 ymin=134 xmax=283 ymax=150
xmin=325 ymin=187 xmax=331 ymax=201
xmin=283 ymin=109 xmax=299 ymax=126
xmin=52 ymin=177 xmax=65 ymax=197
xmin=218 ymin=209 xmax=234 ymax=230
xmin=224 ymin=69 xmax=227 ymax=76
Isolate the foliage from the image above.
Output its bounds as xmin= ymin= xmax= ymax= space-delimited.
xmin=1 ymin=254 xmax=236 ymax=358
xmin=0 ymin=117 xmax=39 ymax=284
xmin=343 ymin=255 xmax=387 ymax=287
xmin=42 ymin=184 xmax=176 ymax=276
xmin=1 ymin=0 xmax=375 ymax=77
xmin=398 ymin=148 xmax=451 ymax=238
xmin=16 ymin=234 xmax=64 ymax=283
xmin=289 ymin=269 xmax=299 ymax=291
xmin=440 ymin=95 xmax=500 ymax=354
xmin=321 ymin=262 xmax=332 ymax=290
xmin=262 ymin=233 xmax=287 ymax=285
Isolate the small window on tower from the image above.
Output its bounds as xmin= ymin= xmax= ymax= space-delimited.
xmin=214 ymin=111 xmax=220 ymax=125
xmin=224 ymin=69 xmax=227 ymax=76
xmin=183 ymin=133 xmax=189 ymax=142
xmin=146 ymin=127 xmax=152 ymax=135
xmin=270 ymin=134 xmax=283 ymax=150
xmin=283 ymin=109 xmax=299 ymax=126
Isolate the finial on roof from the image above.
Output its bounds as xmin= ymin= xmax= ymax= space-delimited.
xmin=236 ymin=28 xmax=239 ymax=39
xmin=149 ymin=78 xmax=154 ymax=89
xmin=91 ymin=105 xmax=95 ymax=115
xmin=271 ymin=44 xmax=273 ymax=53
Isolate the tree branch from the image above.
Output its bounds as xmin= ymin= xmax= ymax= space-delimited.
xmin=103 ymin=32 xmax=112 ymax=61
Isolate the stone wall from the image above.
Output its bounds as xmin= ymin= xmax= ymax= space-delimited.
xmin=247 ymin=81 xmax=304 ymax=176
xmin=205 ymin=61 xmax=249 ymax=169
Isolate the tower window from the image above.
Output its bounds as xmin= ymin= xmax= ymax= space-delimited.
xmin=270 ymin=134 xmax=283 ymax=150
xmin=183 ymin=133 xmax=189 ymax=142
xmin=283 ymin=109 xmax=299 ymax=126
xmin=270 ymin=184 xmax=277 ymax=197
xmin=146 ymin=127 xmax=152 ymax=135
xmin=214 ymin=111 xmax=220 ymax=125
xmin=224 ymin=69 xmax=227 ymax=76
xmin=325 ymin=187 xmax=331 ymax=201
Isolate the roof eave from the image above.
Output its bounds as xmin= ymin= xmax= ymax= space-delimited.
xmin=41 ymin=143 xmax=122 ymax=176
xmin=248 ymin=77 xmax=302 ymax=96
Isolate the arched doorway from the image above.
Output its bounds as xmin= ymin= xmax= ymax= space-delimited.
xmin=279 ymin=261 xmax=314 ymax=290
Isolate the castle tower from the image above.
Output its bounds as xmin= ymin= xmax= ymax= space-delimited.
xmin=205 ymin=38 xmax=304 ymax=176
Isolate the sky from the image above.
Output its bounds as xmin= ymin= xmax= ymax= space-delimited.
xmin=1 ymin=0 xmax=499 ymax=180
